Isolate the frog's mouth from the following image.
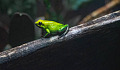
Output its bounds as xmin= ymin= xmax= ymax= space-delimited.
xmin=35 ymin=24 xmax=42 ymax=28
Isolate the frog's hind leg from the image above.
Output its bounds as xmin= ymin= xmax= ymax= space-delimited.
xmin=59 ymin=24 xmax=69 ymax=38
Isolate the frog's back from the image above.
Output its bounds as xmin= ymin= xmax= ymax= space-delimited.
xmin=42 ymin=20 xmax=65 ymax=33
xmin=43 ymin=20 xmax=62 ymax=26
xmin=47 ymin=23 xmax=63 ymax=33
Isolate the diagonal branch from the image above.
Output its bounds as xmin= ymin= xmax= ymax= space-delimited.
xmin=0 ymin=10 xmax=120 ymax=64
xmin=79 ymin=0 xmax=120 ymax=24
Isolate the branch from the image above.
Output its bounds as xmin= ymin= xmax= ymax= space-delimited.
xmin=79 ymin=0 xmax=120 ymax=24
xmin=0 ymin=10 xmax=120 ymax=64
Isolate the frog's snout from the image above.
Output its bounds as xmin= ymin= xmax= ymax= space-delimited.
xmin=35 ymin=22 xmax=39 ymax=27
xmin=35 ymin=22 xmax=38 ymax=26
xmin=35 ymin=22 xmax=37 ymax=25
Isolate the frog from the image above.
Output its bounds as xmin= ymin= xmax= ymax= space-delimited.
xmin=35 ymin=19 xmax=69 ymax=37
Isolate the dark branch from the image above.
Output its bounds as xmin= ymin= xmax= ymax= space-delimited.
xmin=0 ymin=10 xmax=120 ymax=64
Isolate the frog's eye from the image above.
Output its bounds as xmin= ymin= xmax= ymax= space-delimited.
xmin=39 ymin=22 xmax=42 ymax=25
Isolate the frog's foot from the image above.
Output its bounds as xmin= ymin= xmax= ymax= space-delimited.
xmin=59 ymin=24 xmax=69 ymax=38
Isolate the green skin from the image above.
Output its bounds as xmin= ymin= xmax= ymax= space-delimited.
xmin=35 ymin=19 xmax=69 ymax=37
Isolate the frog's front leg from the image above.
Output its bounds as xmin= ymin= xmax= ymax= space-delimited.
xmin=44 ymin=29 xmax=50 ymax=37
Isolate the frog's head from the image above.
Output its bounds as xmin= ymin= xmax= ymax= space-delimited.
xmin=35 ymin=19 xmax=43 ymax=28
